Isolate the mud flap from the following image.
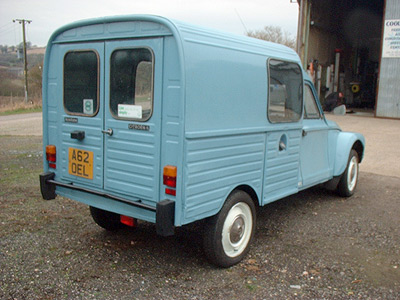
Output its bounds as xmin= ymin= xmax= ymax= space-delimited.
xmin=156 ymin=200 xmax=175 ymax=237
xmin=324 ymin=175 xmax=341 ymax=191
xmin=39 ymin=172 xmax=56 ymax=200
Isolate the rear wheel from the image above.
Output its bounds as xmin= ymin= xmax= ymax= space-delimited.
xmin=337 ymin=149 xmax=359 ymax=197
xmin=203 ymin=190 xmax=256 ymax=268
xmin=89 ymin=206 xmax=124 ymax=231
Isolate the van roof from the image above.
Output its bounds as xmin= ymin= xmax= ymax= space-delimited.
xmin=46 ymin=14 xmax=300 ymax=63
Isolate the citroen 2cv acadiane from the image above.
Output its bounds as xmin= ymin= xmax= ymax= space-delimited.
xmin=40 ymin=15 xmax=365 ymax=267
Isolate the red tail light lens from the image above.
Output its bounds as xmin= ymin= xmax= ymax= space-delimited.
xmin=120 ymin=215 xmax=137 ymax=227
xmin=163 ymin=176 xmax=176 ymax=188
xmin=163 ymin=165 xmax=177 ymax=196
xmin=46 ymin=145 xmax=56 ymax=169
xmin=165 ymin=188 xmax=176 ymax=196
xmin=163 ymin=165 xmax=177 ymax=187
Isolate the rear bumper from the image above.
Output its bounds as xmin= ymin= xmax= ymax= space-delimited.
xmin=39 ymin=172 xmax=175 ymax=236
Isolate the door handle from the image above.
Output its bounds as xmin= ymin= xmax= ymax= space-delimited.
xmin=71 ymin=130 xmax=85 ymax=140
xmin=102 ymin=128 xmax=113 ymax=136
xmin=279 ymin=141 xmax=286 ymax=151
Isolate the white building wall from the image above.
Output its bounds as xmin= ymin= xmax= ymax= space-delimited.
xmin=376 ymin=0 xmax=400 ymax=118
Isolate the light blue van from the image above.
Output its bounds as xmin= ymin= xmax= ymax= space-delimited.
xmin=40 ymin=15 xmax=365 ymax=267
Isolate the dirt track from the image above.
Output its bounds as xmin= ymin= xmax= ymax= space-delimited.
xmin=0 ymin=112 xmax=42 ymax=136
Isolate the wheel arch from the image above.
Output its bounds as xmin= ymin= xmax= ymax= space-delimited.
xmin=352 ymin=140 xmax=364 ymax=163
xmin=232 ymin=184 xmax=260 ymax=209
xmin=333 ymin=132 xmax=365 ymax=176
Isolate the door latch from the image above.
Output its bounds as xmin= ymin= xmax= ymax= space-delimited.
xmin=101 ymin=128 xmax=113 ymax=136
xmin=71 ymin=130 xmax=85 ymax=141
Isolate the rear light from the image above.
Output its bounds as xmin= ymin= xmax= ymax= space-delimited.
xmin=46 ymin=145 xmax=56 ymax=169
xmin=165 ymin=188 xmax=176 ymax=196
xmin=163 ymin=165 xmax=177 ymax=196
xmin=120 ymin=215 xmax=137 ymax=227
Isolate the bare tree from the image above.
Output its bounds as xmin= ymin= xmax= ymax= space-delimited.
xmin=247 ymin=25 xmax=296 ymax=49
xmin=0 ymin=45 xmax=8 ymax=54
xmin=28 ymin=63 xmax=43 ymax=98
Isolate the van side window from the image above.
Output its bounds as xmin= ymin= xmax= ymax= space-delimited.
xmin=268 ymin=59 xmax=303 ymax=123
xmin=64 ymin=51 xmax=99 ymax=116
xmin=110 ymin=48 xmax=153 ymax=121
xmin=304 ymin=84 xmax=321 ymax=119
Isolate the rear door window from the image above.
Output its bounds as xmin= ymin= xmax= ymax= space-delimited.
xmin=268 ymin=59 xmax=303 ymax=123
xmin=109 ymin=48 xmax=153 ymax=121
xmin=63 ymin=51 xmax=99 ymax=116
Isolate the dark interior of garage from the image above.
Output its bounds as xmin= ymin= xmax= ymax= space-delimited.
xmin=302 ymin=0 xmax=384 ymax=109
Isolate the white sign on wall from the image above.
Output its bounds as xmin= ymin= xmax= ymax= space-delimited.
xmin=382 ymin=19 xmax=400 ymax=58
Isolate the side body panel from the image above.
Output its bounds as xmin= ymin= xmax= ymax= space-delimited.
xmin=183 ymin=133 xmax=265 ymax=224
xmin=263 ymin=128 xmax=302 ymax=204
xmin=176 ymin=22 xmax=304 ymax=224
xmin=159 ymin=35 xmax=185 ymax=225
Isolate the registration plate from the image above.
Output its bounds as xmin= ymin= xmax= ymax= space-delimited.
xmin=68 ymin=148 xmax=93 ymax=179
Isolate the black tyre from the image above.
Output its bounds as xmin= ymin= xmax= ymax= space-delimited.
xmin=203 ymin=190 xmax=256 ymax=268
xmin=337 ymin=149 xmax=359 ymax=197
xmin=89 ymin=206 xmax=124 ymax=231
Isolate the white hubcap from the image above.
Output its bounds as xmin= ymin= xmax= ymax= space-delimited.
xmin=347 ymin=156 xmax=358 ymax=192
xmin=222 ymin=202 xmax=253 ymax=258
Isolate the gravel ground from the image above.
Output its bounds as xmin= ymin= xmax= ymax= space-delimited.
xmin=1 ymin=134 xmax=399 ymax=299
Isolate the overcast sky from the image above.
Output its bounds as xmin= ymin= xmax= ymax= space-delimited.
xmin=0 ymin=0 xmax=299 ymax=47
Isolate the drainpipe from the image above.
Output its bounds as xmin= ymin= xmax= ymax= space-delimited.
xmin=303 ymin=1 xmax=311 ymax=70
xmin=296 ymin=0 xmax=311 ymax=70
xmin=296 ymin=0 xmax=304 ymax=56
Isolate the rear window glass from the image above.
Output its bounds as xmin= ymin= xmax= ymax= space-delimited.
xmin=268 ymin=59 xmax=303 ymax=123
xmin=64 ymin=51 xmax=99 ymax=116
xmin=110 ymin=48 xmax=153 ymax=121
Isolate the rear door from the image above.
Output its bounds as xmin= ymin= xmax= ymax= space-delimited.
xmin=60 ymin=43 xmax=104 ymax=189
xmin=103 ymin=39 xmax=163 ymax=203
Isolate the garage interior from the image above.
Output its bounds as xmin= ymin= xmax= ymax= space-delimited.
xmin=297 ymin=0 xmax=385 ymax=110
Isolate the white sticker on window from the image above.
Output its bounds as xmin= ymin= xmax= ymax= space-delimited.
xmin=83 ymin=99 xmax=94 ymax=115
xmin=118 ymin=104 xmax=142 ymax=119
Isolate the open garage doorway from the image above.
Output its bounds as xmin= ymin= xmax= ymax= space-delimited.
xmin=297 ymin=0 xmax=388 ymax=114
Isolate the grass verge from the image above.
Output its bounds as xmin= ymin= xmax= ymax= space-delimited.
xmin=0 ymin=96 xmax=42 ymax=116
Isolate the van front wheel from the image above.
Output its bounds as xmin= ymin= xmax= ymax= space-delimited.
xmin=337 ymin=149 xmax=359 ymax=197
xmin=203 ymin=190 xmax=256 ymax=268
